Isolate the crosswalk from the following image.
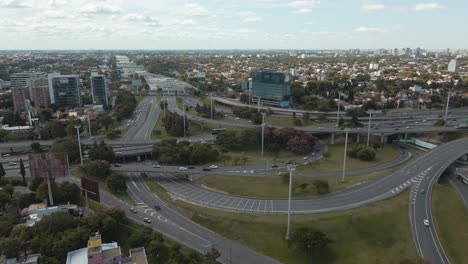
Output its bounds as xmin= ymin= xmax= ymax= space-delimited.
xmin=390 ymin=167 xmax=432 ymax=198
xmin=135 ymin=202 xmax=168 ymax=222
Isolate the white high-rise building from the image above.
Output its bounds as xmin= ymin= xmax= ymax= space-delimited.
xmin=448 ymin=59 xmax=457 ymax=72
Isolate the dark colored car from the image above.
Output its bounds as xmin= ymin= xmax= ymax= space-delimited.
xmin=154 ymin=205 xmax=161 ymax=210
xmin=203 ymin=168 xmax=211 ymax=171
xmin=188 ymin=166 xmax=196 ymax=169
xmin=114 ymin=164 xmax=122 ymax=167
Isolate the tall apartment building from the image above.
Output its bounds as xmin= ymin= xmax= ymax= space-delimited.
xmin=27 ymin=78 xmax=50 ymax=108
xmin=90 ymin=73 xmax=108 ymax=106
xmin=10 ymin=72 xmax=46 ymax=87
xmin=11 ymin=86 xmax=30 ymax=112
xmin=48 ymin=74 xmax=81 ymax=108
xmin=251 ymin=70 xmax=291 ymax=108
xmin=448 ymin=59 xmax=457 ymax=72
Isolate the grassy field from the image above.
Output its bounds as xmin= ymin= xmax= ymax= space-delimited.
xmin=198 ymin=166 xmax=400 ymax=198
xmin=432 ymin=176 xmax=468 ymax=264
xmin=146 ymin=180 xmax=417 ymax=264
xmin=218 ymin=148 xmax=303 ymax=166
xmin=297 ymin=144 xmax=401 ymax=173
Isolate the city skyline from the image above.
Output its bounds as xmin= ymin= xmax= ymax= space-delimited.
xmin=0 ymin=0 xmax=466 ymax=50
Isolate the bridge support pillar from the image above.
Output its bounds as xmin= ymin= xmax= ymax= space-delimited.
xmin=356 ymin=133 xmax=360 ymax=144
xmin=331 ymin=132 xmax=335 ymax=144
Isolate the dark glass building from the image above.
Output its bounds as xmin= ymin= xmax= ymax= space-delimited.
xmin=48 ymin=74 xmax=81 ymax=108
xmin=91 ymin=73 xmax=108 ymax=106
xmin=251 ymin=70 xmax=290 ymax=107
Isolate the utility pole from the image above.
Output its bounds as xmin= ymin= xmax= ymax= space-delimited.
xmin=336 ymin=92 xmax=341 ymax=126
xmin=285 ymin=165 xmax=296 ymax=241
xmin=74 ymin=124 xmax=83 ymax=166
xmin=210 ymin=97 xmax=213 ymax=120
xmin=44 ymin=170 xmax=54 ymax=206
xmin=183 ymin=100 xmax=186 ymax=137
xmin=261 ymin=113 xmax=266 ymax=156
xmin=366 ymin=111 xmax=372 ymax=146
xmin=88 ymin=115 xmax=92 ymax=138
xmin=257 ymin=97 xmax=261 ymax=113
xmin=342 ymin=129 xmax=349 ymax=182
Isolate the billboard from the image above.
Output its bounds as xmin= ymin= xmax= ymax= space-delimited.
xmin=28 ymin=152 xmax=69 ymax=178
xmin=81 ymin=177 xmax=100 ymax=203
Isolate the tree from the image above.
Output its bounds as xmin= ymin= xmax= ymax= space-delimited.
xmin=0 ymin=237 xmax=23 ymax=259
xmin=3 ymin=184 xmax=14 ymax=197
xmin=0 ymin=163 xmax=5 ymax=179
xmin=0 ymin=191 xmax=10 ymax=209
xmin=30 ymin=142 xmax=42 ymax=153
xmin=19 ymin=193 xmax=40 ymax=209
xmin=281 ymin=173 xmax=290 ymax=184
xmin=302 ymin=112 xmax=310 ymax=122
xmin=106 ymin=173 xmax=127 ymax=194
xmin=89 ymin=141 xmax=115 ymax=162
xmin=148 ymin=240 xmax=171 ymax=262
xmin=434 ymin=119 xmax=446 ymax=127
xmin=19 ymin=158 xmax=25 ymax=182
xmin=239 ymin=93 xmax=249 ymax=104
xmin=291 ymin=227 xmax=330 ymax=253
xmin=322 ymin=151 xmax=330 ymax=161
xmin=81 ymin=160 xmax=111 ymax=180
xmin=338 ymin=116 xmax=344 ymax=126
xmin=312 ymin=180 xmax=329 ymax=194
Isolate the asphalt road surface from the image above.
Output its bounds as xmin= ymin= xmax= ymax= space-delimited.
xmin=121 ymin=96 xmax=160 ymax=142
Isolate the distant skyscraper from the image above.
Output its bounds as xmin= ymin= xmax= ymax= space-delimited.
xmin=90 ymin=73 xmax=108 ymax=106
xmin=10 ymin=72 xmax=46 ymax=88
xmin=448 ymin=59 xmax=457 ymax=72
xmin=48 ymin=74 xmax=81 ymax=108
xmin=27 ymin=77 xmax=50 ymax=108
xmin=252 ymin=70 xmax=291 ymax=108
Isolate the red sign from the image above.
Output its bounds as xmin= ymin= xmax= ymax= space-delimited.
xmin=28 ymin=152 xmax=69 ymax=178
xmin=81 ymin=177 xmax=100 ymax=203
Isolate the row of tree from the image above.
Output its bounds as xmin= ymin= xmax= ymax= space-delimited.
xmin=194 ymin=103 xmax=223 ymax=119
xmin=162 ymin=111 xmax=189 ymax=137
xmin=152 ymin=139 xmax=219 ymax=165
xmin=215 ymin=128 xmax=318 ymax=155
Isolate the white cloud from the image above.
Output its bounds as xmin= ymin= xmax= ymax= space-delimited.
xmin=80 ymin=3 xmax=121 ymax=15
xmin=415 ymin=3 xmax=445 ymax=11
xmin=361 ymin=3 xmax=386 ymax=11
xmin=184 ymin=3 xmax=209 ymax=17
xmin=0 ymin=0 xmax=29 ymax=8
xmin=287 ymin=0 xmax=319 ymax=8
xmin=294 ymin=8 xmax=312 ymax=13
xmin=353 ymin=26 xmax=385 ymax=32
xmin=243 ymin=16 xmax=262 ymax=23
xmin=44 ymin=10 xmax=67 ymax=19
xmin=122 ymin=13 xmax=158 ymax=22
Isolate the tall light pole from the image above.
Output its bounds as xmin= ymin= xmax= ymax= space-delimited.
xmin=74 ymin=124 xmax=83 ymax=166
xmin=366 ymin=111 xmax=373 ymax=146
xmin=342 ymin=129 xmax=349 ymax=182
xmin=336 ymin=92 xmax=341 ymax=126
xmin=444 ymin=92 xmax=451 ymax=122
xmin=87 ymin=115 xmax=92 ymax=138
xmin=261 ymin=113 xmax=266 ymax=156
xmin=182 ymin=100 xmax=186 ymax=137
xmin=285 ymin=165 xmax=296 ymax=241
xmin=210 ymin=97 xmax=213 ymax=120
xmin=44 ymin=170 xmax=54 ymax=206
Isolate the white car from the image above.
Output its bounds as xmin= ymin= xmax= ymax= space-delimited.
xmin=209 ymin=165 xmax=218 ymax=169
xmin=423 ymin=219 xmax=429 ymax=227
xmin=153 ymin=164 xmax=161 ymax=168
xmin=8 ymin=162 xmax=16 ymax=166
xmin=303 ymin=157 xmax=308 ymax=160
xmin=179 ymin=167 xmax=187 ymax=171
xmin=234 ymin=117 xmax=240 ymax=120
xmin=143 ymin=217 xmax=152 ymax=223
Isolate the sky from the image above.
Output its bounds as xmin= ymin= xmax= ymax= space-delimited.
xmin=0 ymin=0 xmax=466 ymax=50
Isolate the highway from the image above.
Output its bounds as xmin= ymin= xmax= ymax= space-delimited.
xmin=121 ymin=95 xmax=160 ymax=142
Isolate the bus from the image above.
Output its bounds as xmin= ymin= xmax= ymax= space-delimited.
xmin=211 ymin=128 xmax=226 ymax=135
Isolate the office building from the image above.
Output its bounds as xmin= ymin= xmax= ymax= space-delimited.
xmin=10 ymin=72 xmax=46 ymax=88
xmin=448 ymin=59 xmax=457 ymax=72
xmin=90 ymin=73 xmax=108 ymax=106
xmin=48 ymin=74 xmax=81 ymax=108
xmin=27 ymin=78 xmax=50 ymax=108
xmin=66 ymin=233 xmax=148 ymax=264
xmin=251 ymin=70 xmax=291 ymax=108
xmin=11 ymin=86 xmax=30 ymax=112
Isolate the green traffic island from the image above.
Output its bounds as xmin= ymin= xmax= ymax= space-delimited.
xmin=146 ymin=180 xmax=420 ymax=264
xmin=432 ymin=176 xmax=468 ymax=264
xmin=196 ymin=166 xmax=400 ymax=199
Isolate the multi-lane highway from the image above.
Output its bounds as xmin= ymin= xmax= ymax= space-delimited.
xmin=121 ymin=96 xmax=160 ymax=142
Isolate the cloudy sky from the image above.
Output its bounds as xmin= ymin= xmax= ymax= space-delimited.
xmin=0 ymin=0 xmax=466 ymax=50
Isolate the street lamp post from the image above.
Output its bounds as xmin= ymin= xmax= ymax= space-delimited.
xmin=261 ymin=113 xmax=266 ymax=156
xmin=87 ymin=115 xmax=92 ymax=138
xmin=444 ymin=92 xmax=451 ymax=122
xmin=336 ymin=92 xmax=341 ymax=126
xmin=182 ymin=100 xmax=186 ymax=137
xmin=342 ymin=129 xmax=349 ymax=182
xmin=74 ymin=124 xmax=83 ymax=166
xmin=210 ymin=97 xmax=213 ymax=120
xmin=44 ymin=170 xmax=54 ymax=206
xmin=367 ymin=111 xmax=373 ymax=146
xmin=285 ymin=165 xmax=296 ymax=241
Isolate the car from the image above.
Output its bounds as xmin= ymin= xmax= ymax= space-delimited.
xmin=143 ymin=217 xmax=152 ymax=223
xmin=129 ymin=207 xmax=137 ymax=213
xmin=8 ymin=162 xmax=16 ymax=166
xmin=420 ymin=189 xmax=425 ymax=194
xmin=153 ymin=164 xmax=161 ymax=168
xmin=271 ymin=164 xmax=278 ymax=168
xmin=203 ymin=168 xmax=211 ymax=171
xmin=154 ymin=205 xmax=161 ymax=210
xmin=394 ymin=128 xmax=399 ymax=130
xmin=285 ymin=160 xmax=294 ymax=165
xmin=209 ymin=165 xmax=218 ymax=169
xmin=303 ymin=157 xmax=308 ymax=160
xmin=179 ymin=167 xmax=187 ymax=171
xmin=406 ymin=126 xmax=410 ymax=129
xmin=188 ymin=166 xmax=196 ymax=169
xmin=114 ymin=164 xmax=122 ymax=167
xmin=311 ymin=152 xmax=316 ymax=156
xmin=402 ymin=121 xmax=406 ymax=124
xmin=2 ymin=154 xmax=11 ymax=157
xmin=423 ymin=219 xmax=429 ymax=227
xmin=235 ymin=117 xmax=240 ymax=120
